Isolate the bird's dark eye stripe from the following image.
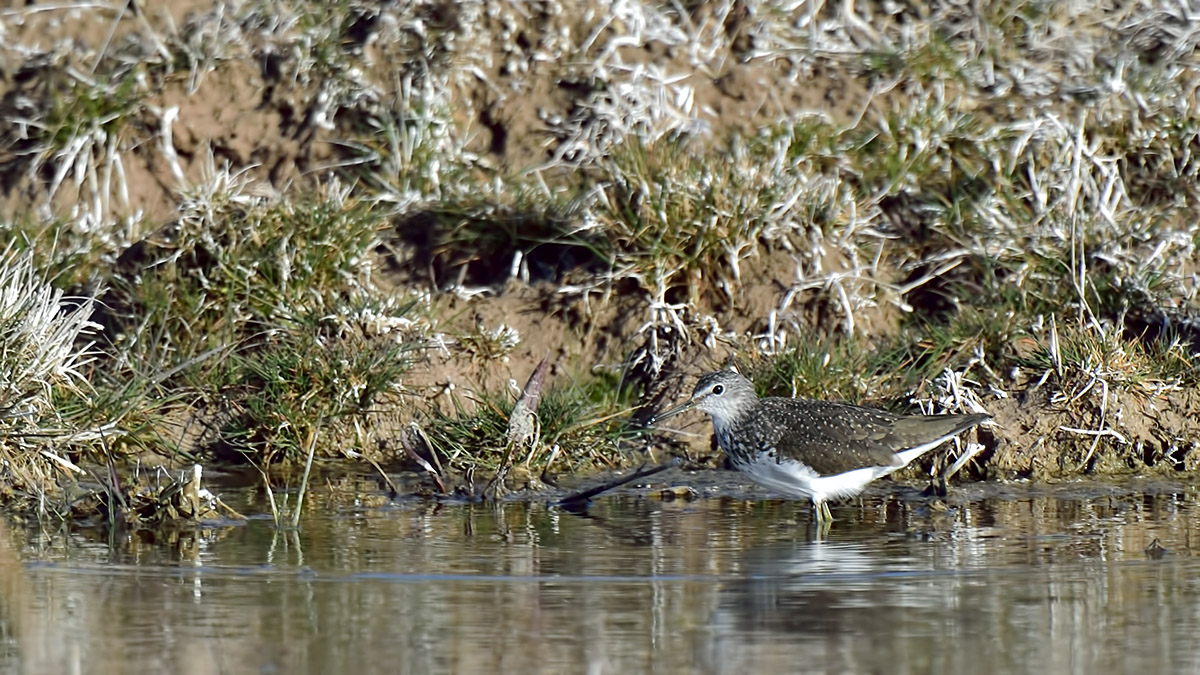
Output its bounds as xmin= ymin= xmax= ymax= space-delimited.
xmin=712 ymin=384 xmax=724 ymax=395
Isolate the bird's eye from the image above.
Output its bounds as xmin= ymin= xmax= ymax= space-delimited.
xmin=712 ymin=384 xmax=725 ymax=395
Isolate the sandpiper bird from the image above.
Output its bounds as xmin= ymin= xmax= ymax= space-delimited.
xmin=652 ymin=370 xmax=990 ymax=523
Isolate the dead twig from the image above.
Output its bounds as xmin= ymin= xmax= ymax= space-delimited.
xmin=555 ymin=459 xmax=679 ymax=508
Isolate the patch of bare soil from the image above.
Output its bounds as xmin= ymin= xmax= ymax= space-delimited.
xmin=984 ymin=384 xmax=1200 ymax=479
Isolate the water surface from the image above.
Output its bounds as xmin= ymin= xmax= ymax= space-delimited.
xmin=1 ymin=475 xmax=1198 ymax=674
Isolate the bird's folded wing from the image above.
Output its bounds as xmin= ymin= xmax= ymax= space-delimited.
xmin=760 ymin=400 xmax=988 ymax=476
xmin=756 ymin=399 xmax=910 ymax=475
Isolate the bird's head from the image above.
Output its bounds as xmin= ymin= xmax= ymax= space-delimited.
xmin=652 ymin=370 xmax=758 ymax=426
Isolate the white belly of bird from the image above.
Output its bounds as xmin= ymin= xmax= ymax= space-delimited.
xmin=735 ymin=454 xmax=899 ymax=502
xmin=731 ymin=432 xmax=963 ymax=504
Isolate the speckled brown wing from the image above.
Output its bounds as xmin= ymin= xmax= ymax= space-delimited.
xmin=754 ymin=398 xmax=986 ymax=476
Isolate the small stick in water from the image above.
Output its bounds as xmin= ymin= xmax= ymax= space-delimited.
xmin=554 ymin=458 xmax=679 ymax=508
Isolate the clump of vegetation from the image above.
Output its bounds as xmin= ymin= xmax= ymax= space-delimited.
xmin=218 ymin=315 xmax=421 ymax=462
xmin=93 ymin=171 xmax=440 ymax=464
xmin=411 ymin=368 xmax=639 ymax=495
xmin=0 ymin=249 xmax=100 ymax=506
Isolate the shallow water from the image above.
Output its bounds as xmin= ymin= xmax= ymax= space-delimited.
xmin=2 ymin=475 xmax=1199 ymax=675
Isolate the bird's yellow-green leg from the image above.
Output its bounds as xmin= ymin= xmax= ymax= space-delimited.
xmin=813 ymin=499 xmax=834 ymax=523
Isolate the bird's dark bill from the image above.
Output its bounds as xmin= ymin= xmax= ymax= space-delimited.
xmin=651 ymin=400 xmax=694 ymax=425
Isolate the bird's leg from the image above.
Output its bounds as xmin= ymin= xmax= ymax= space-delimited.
xmin=812 ymin=498 xmax=834 ymax=523
xmin=809 ymin=499 xmax=833 ymax=540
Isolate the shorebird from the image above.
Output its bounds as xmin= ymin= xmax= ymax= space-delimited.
xmin=652 ymin=370 xmax=989 ymax=524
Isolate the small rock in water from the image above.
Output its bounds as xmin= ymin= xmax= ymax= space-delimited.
xmin=1144 ymin=538 xmax=1168 ymax=560
xmin=659 ymin=486 xmax=698 ymax=501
